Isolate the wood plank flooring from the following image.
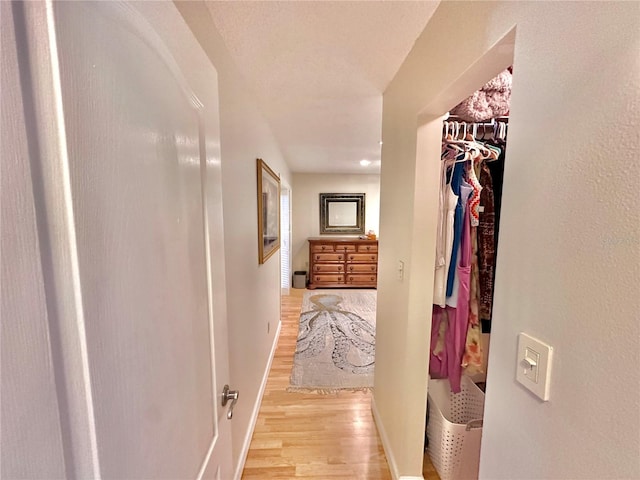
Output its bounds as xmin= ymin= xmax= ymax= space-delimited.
xmin=241 ymin=288 xmax=440 ymax=479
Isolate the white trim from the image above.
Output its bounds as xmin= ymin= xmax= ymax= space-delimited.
xmin=232 ymin=319 xmax=282 ymax=480
xmin=195 ymin=111 xmax=221 ymax=480
xmin=196 ymin=431 xmax=219 ymax=480
xmin=22 ymin=2 xmax=103 ymax=476
xmin=371 ymin=396 xmax=424 ymax=480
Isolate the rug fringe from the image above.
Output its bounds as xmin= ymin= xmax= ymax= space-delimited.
xmin=285 ymin=386 xmax=372 ymax=395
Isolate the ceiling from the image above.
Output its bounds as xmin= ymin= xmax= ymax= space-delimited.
xmin=205 ymin=1 xmax=440 ymax=174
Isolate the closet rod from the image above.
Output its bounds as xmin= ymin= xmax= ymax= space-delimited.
xmin=444 ymin=114 xmax=509 ymax=125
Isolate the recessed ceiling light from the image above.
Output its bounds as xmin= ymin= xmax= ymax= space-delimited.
xmin=379 ymin=141 xmax=383 ymax=146
xmin=360 ymin=159 xmax=371 ymax=166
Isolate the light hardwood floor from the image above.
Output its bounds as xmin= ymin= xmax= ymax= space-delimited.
xmin=241 ymin=288 xmax=440 ymax=479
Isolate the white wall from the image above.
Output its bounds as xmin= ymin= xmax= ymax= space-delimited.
xmin=175 ymin=3 xmax=292 ymax=476
xmin=291 ymin=173 xmax=380 ymax=272
xmin=375 ymin=1 xmax=640 ymax=478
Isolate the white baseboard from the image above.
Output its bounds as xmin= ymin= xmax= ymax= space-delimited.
xmin=371 ymin=395 xmax=424 ymax=480
xmin=232 ymin=320 xmax=282 ymax=480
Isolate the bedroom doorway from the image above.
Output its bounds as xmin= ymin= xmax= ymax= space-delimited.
xmin=280 ymin=181 xmax=292 ymax=296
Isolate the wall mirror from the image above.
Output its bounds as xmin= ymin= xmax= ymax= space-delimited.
xmin=319 ymin=193 xmax=365 ymax=234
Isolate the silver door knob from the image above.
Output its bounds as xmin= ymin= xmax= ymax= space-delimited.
xmin=222 ymin=385 xmax=239 ymax=420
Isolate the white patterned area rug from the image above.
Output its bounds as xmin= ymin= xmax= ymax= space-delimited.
xmin=288 ymin=289 xmax=377 ymax=394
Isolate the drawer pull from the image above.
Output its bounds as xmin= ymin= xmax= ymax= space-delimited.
xmin=316 ymin=255 xmax=320 ymax=260
xmin=338 ymin=255 xmax=343 ymax=260
xmin=349 ymin=256 xmax=354 ymax=260
xmin=338 ymin=266 xmax=342 ymax=271
xmin=350 ymin=266 xmax=354 ymax=271
xmin=370 ymin=256 xmax=375 ymax=260
xmin=321 ymin=246 xmax=326 ymax=250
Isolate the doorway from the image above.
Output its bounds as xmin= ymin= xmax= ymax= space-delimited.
xmin=280 ymin=181 xmax=292 ymax=296
xmin=416 ymin=28 xmax=516 ymax=479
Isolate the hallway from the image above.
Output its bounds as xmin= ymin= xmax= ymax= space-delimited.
xmin=242 ymin=289 xmax=440 ymax=479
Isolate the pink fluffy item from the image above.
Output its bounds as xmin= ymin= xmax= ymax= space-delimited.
xmin=450 ymin=69 xmax=512 ymax=122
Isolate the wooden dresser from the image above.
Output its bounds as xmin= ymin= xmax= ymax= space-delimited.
xmin=307 ymin=237 xmax=378 ymax=289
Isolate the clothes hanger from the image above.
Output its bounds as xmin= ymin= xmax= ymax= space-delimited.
xmin=442 ymin=121 xmax=467 ymax=159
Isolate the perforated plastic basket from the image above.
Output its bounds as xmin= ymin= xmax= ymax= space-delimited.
xmin=426 ymin=376 xmax=485 ymax=480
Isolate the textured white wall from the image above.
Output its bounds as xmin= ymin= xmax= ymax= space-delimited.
xmin=375 ymin=1 xmax=640 ymax=478
xmin=291 ymin=173 xmax=380 ymax=273
xmin=176 ymin=3 xmax=292 ymax=476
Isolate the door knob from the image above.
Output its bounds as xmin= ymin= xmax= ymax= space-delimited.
xmin=222 ymin=385 xmax=239 ymax=420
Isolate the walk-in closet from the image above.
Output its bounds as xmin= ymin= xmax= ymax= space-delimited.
xmin=425 ymin=68 xmax=511 ymax=480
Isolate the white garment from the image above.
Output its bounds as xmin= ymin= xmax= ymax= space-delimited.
xmin=433 ymin=163 xmax=458 ymax=307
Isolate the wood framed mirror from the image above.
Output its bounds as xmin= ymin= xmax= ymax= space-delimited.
xmin=319 ymin=193 xmax=365 ymax=235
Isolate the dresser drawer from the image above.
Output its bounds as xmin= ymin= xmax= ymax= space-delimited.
xmin=312 ymin=274 xmax=345 ymax=284
xmin=311 ymin=244 xmax=334 ymax=253
xmin=311 ymin=243 xmax=356 ymax=253
xmin=346 ymin=264 xmax=377 ymax=273
xmin=312 ymin=253 xmax=344 ymax=262
xmin=357 ymin=244 xmax=378 ymax=253
xmin=313 ymin=263 xmax=344 ymax=273
xmin=346 ymin=274 xmax=377 ymax=284
xmin=346 ymin=253 xmax=378 ymax=263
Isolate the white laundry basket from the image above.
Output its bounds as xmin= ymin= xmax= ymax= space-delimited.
xmin=426 ymin=376 xmax=485 ymax=480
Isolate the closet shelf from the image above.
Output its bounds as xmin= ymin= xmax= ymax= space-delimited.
xmin=445 ymin=114 xmax=509 ymax=125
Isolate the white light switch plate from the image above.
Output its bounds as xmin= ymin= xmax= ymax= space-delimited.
xmin=516 ymin=333 xmax=553 ymax=401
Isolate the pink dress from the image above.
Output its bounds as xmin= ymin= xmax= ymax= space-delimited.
xmin=445 ymin=206 xmax=471 ymax=393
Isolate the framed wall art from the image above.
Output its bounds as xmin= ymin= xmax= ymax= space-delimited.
xmin=257 ymin=158 xmax=280 ymax=264
xmin=319 ymin=193 xmax=365 ymax=234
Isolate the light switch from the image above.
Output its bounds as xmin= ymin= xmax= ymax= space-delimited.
xmin=516 ymin=333 xmax=553 ymax=401
xmin=397 ymin=260 xmax=404 ymax=281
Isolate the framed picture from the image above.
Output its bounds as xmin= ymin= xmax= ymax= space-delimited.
xmin=257 ymin=158 xmax=280 ymax=264
xmin=319 ymin=193 xmax=366 ymax=234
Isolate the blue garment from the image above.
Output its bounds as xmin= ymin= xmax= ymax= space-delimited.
xmin=446 ymin=179 xmax=473 ymax=307
xmin=446 ymin=162 xmax=465 ymax=297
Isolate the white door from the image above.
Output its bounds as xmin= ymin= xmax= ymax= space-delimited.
xmin=6 ymin=1 xmax=233 ymax=478
xmin=280 ymin=184 xmax=292 ymax=295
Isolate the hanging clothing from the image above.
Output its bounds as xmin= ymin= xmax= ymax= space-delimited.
xmin=445 ymin=162 xmax=465 ymax=297
xmin=446 ymin=179 xmax=473 ymax=308
xmin=446 ymin=207 xmax=472 ymax=393
xmin=462 ymin=222 xmax=483 ymax=375
xmin=430 ymin=116 xmax=508 ymax=392
xmin=478 ymin=163 xmax=496 ymax=322
xmin=483 ymin=146 xmax=506 ymax=333
xmin=433 ymin=162 xmax=459 ymax=308
xmin=429 ymin=306 xmax=448 ymax=378
xmin=467 ymin=159 xmax=483 ymax=227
